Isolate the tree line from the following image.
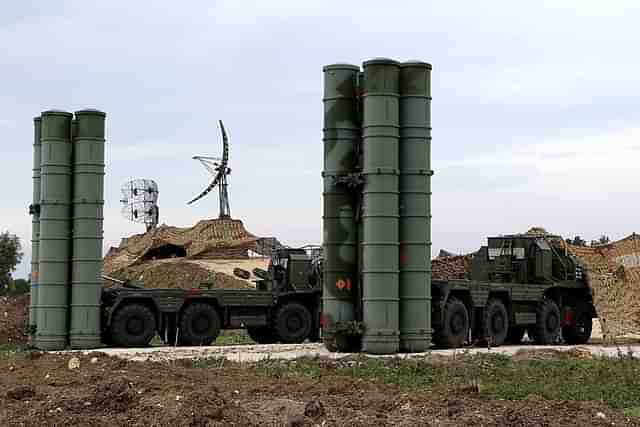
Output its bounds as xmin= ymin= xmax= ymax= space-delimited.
xmin=0 ymin=231 xmax=27 ymax=295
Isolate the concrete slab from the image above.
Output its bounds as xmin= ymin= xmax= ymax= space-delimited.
xmin=66 ymin=342 xmax=640 ymax=363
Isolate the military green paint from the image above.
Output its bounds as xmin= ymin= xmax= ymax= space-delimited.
xmin=29 ymin=116 xmax=42 ymax=337
xmin=70 ymin=109 xmax=106 ymax=349
xmin=36 ymin=110 xmax=73 ymax=350
xmin=361 ymin=58 xmax=400 ymax=354
xmin=398 ymin=61 xmax=432 ymax=352
xmin=322 ymin=64 xmax=360 ymax=347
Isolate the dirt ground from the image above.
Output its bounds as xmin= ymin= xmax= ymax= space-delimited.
xmin=0 ymin=294 xmax=28 ymax=345
xmin=1 ymin=352 xmax=636 ymax=427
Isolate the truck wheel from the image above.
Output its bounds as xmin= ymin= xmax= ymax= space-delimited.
xmin=434 ymin=297 xmax=469 ymax=348
xmin=505 ymin=326 xmax=526 ymax=344
xmin=179 ymin=303 xmax=221 ymax=346
xmin=562 ymin=304 xmax=593 ymax=345
xmin=247 ymin=326 xmax=277 ymax=344
xmin=531 ymin=299 xmax=561 ymax=345
xmin=109 ymin=303 xmax=156 ymax=347
xmin=308 ymin=327 xmax=321 ymax=343
xmin=274 ymin=302 xmax=313 ymax=343
xmin=483 ymin=299 xmax=509 ymax=346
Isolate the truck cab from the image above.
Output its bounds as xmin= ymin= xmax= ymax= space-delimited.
xmin=256 ymin=248 xmax=320 ymax=292
xmin=433 ymin=233 xmax=596 ymax=349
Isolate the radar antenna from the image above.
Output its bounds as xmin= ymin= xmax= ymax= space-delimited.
xmin=187 ymin=120 xmax=231 ymax=218
xmin=120 ymin=179 xmax=160 ymax=231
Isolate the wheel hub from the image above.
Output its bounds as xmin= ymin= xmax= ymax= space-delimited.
xmin=546 ymin=314 xmax=559 ymax=331
xmin=193 ymin=315 xmax=210 ymax=334
xmin=126 ymin=317 xmax=144 ymax=335
xmin=287 ymin=314 xmax=302 ymax=332
xmin=491 ymin=313 xmax=505 ymax=332
xmin=451 ymin=313 xmax=465 ymax=334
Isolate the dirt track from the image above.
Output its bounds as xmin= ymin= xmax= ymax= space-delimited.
xmin=1 ymin=352 xmax=636 ymax=427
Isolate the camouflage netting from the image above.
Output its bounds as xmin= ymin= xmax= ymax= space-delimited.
xmin=564 ymin=233 xmax=640 ymax=340
xmin=104 ymin=218 xmax=257 ymax=273
xmin=103 ymin=218 xmax=279 ymax=290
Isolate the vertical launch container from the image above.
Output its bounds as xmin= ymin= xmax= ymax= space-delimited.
xmin=361 ymin=58 xmax=401 ymax=354
xmin=70 ymin=109 xmax=106 ymax=349
xmin=398 ymin=61 xmax=433 ymax=352
xmin=28 ymin=116 xmax=42 ymax=338
xmin=322 ymin=64 xmax=360 ymax=349
xmin=36 ymin=110 xmax=73 ymax=350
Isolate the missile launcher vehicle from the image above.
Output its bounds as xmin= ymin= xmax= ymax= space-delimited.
xmin=100 ymin=247 xmax=322 ymax=347
xmin=98 ymin=231 xmax=595 ymax=350
xmin=430 ymin=232 xmax=595 ymax=349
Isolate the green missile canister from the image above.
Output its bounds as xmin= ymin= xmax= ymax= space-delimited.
xmin=70 ymin=109 xmax=106 ymax=349
xmin=322 ymin=64 xmax=360 ymax=350
xmin=398 ymin=61 xmax=433 ymax=352
xmin=36 ymin=110 xmax=73 ymax=350
xmin=28 ymin=116 xmax=42 ymax=339
xmin=361 ymin=58 xmax=400 ymax=354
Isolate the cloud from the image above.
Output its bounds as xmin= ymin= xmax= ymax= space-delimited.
xmin=2 ymin=1 xmax=640 ymax=277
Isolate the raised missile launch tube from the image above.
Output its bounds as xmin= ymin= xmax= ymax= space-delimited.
xmin=322 ymin=64 xmax=360 ymax=350
xmin=398 ymin=61 xmax=433 ymax=352
xmin=28 ymin=116 xmax=42 ymax=339
xmin=70 ymin=109 xmax=106 ymax=349
xmin=36 ymin=110 xmax=73 ymax=350
xmin=361 ymin=58 xmax=401 ymax=354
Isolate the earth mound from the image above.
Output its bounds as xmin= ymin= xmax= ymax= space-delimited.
xmin=0 ymin=294 xmax=29 ymax=345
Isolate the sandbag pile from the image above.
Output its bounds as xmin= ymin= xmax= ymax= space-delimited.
xmin=565 ymin=234 xmax=640 ymax=340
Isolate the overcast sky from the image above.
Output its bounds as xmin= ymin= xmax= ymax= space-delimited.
xmin=2 ymin=1 xmax=640 ymax=279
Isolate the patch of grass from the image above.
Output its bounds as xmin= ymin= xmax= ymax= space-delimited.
xmin=252 ymin=353 xmax=640 ymax=409
xmin=0 ymin=344 xmax=30 ymax=360
xmin=256 ymin=356 xmax=324 ymax=380
xmin=189 ymin=356 xmax=228 ymax=369
xmin=624 ymin=407 xmax=640 ymax=418
xmin=215 ymin=330 xmax=255 ymax=346
xmin=151 ymin=329 xmax=255 ymax=347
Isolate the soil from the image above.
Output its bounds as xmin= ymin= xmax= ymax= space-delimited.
xmin=1 ymin=353 xmax=636 ymax=426
xmin=0 ymin=294 xmax=29 ymax=345
xmin=107 ymin=259 xmax=253 ymax=290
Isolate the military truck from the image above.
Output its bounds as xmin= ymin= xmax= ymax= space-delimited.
xmin=100 ymin=248 xmax=322 ymax=347
xmin=101 ymin=234 xmax=595 ymax=350
xmin=431 ymin=232 xmax=595 ymax=348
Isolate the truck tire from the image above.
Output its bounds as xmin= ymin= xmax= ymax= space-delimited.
xmin=179 ymin=303 xmax=221 ymax=346
xmin=308 ymin=327 xmax=321 ymax=343
xmin=531 ymin=299 xmax=561 ymax=345
xmin=274 ymin=302 xmax=313 ymax=343
xmin=483 ymin=299 xmax=509 ymax=346
xmin=109 ymin=303 xmax=156 ymax=348
xmin=562 ymin=304 xmax=593 ymax=345
xmin=247 ymin=326 xmax=277 ymax=344
xmin=434 ymin=297 xmax=469 ymax=348
xmin=505 ymin=326 xmax=526 ymax=344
